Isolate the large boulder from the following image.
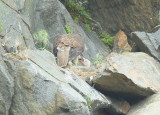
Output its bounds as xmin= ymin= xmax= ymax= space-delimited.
xmin=128 ymin=93 xmax=160 ymax=115
xmin=94 ymin=52 xmax=160 ymax=99
xmin=130 ymin=29 xmax=160 ymax=62
xmin=87 ymin=0 xmax=160 ymax=34
xmin=2 ymin=50 xmax=128 ymax=115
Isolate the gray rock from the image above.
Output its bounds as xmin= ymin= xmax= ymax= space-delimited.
xmin=0 ymin=0 xmax=128 ymax=114
xmin=128 ymin=93 xmax=160 ymax=115
xmin=94 ymin=52 xmax=160 ymax=99
xmin=0 ymin=44 xmax=14 ymax=115
xmin=0 ymin=0 xmax=35 ymax=53
xmin=1 ymin=0 xmax=25 ymax=11
xmin=1 ymin=50 xmax=126 ymax=115
xmin=130 ymin=29 xmax=160 ymax=62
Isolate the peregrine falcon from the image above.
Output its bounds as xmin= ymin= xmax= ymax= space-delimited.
xmin=53 ymin=34 xmax=85 ymax=67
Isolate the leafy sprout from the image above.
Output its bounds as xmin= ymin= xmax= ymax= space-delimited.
xmin=85 ymin=23 xmax=92 ymax=32
xmin=65 ymin=25 xmax=73 ymax=34
xmin=84 ymin=96 xmax=93 ymax=110
xmin=93 ymin=53 xmax=103 ymax=66
xmin=66 ymin=0 xmax=91 ymax=24
xmin=33 ymin=30 xmax=49 ymax=50
xmin=154 ymin=25 xmax=160 ymax=29
xmin=100 ymin=31 xmax=115 ymax=47
xmin=74 ymin=17 xmax=79 ymax=23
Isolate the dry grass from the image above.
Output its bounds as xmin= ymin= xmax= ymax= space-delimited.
xmin=4 ymin=50 xmax=29 ymax=60
xmin=69 ymin=66 xmax=97 ymax=80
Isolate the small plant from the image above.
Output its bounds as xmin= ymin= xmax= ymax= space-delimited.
xmin=74 ymin=17 xmax=79 ymax=23
xmin=84 ymin=96 xmax=93 ymax=110
xmin=85 ymin=23 xmax=92 ymax=32
xmin=65 ymin=25 xmax=73 ymax=34
xmin=33 ymin=29 xmax=49 ymax=50
xmin=93 ymin=53 xmax=103 ymax=66
xmin=0 ymin=22 xmax=3 ymax=33
xmin=154 ymin=24 xmax=160 ymax=29
xmin=66 ymin=0 xmax=91 ymax=24
xmin=100 ymin=31 xmax=115 ymax=47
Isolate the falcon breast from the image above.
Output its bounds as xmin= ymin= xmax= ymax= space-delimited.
xmin=53 ymin=34 xmax=85 ymax=67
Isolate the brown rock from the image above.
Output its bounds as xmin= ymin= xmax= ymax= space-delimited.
xmin=113 ymin=30 xmax=132 ymax=52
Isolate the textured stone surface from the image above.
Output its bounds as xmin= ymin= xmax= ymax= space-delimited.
xmin=29 ymin=0 xmax=110 ymax=61
xmin=0 ymin=0 xmax=35 ymax=53
xmin=113 ymin=30 xmax=131 ymax=52
xmin=2 ymin=0 xmax=160 ymax=115
xmin=87 ymin=0 xmax=160 ymax=34
xmin=0 ymin=43 xmax=14 ymax=115
xmin=2 ymin=50 xmax=125 ymax=115
xmin=130 ymin=29 xmax=160 ymax=62
xmin=94 ymin=52 xmax=160 ymax=99
xmin=128 ymin=93 xmax=160 ymax=115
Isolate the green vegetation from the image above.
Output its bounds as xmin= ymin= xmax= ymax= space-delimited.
xmin=154 ymin=24 xmax=160 ymax=29
xmin=74 ymin=17 xmax=79 ymax=23
xmin=85 ymin=23 xmax=92 ymax=32
xmin=33 ymin=29 xmax=49 ymax=50
xmin=100 ymin=31 xmax=115 ymax=47
xmin=93 ymin=53 xmax=103 ymax=66
xmin=0 ymin=21 xmax=4 ymax=34
xmin=66 ymin=0 xmax=92 ymax=32
xmin=66 ymin=0 xmax=91 ymax=23
xmin=65 ymin=25 xmax=73 ymax=34
xmin=65 ymin=0 xmax=114 ymax=47
xmin=84 ymin=96 xmax=93 ymax=110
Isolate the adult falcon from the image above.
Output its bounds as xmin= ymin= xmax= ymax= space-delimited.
xmin=53 ymin=34 xmax=85 ymax=67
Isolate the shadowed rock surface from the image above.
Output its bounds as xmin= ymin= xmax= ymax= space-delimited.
xmin=87 ymin=0 xmax=160 ymax=34
xmin=130 ymin=28 xmax=160 ymax=62
xmin=128 ymin=93 xmax=160 ymax=115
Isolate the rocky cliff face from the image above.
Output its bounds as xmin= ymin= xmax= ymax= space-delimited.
xmin=0 ymin=0 xmax=112 ymax=115
xmin=87 ymin=0 xmax=160 ymax=34
xmin=26 ymin=0 xmax=110 ymax=60
xmin=0 ymin=0 xmax=160 ymax=115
